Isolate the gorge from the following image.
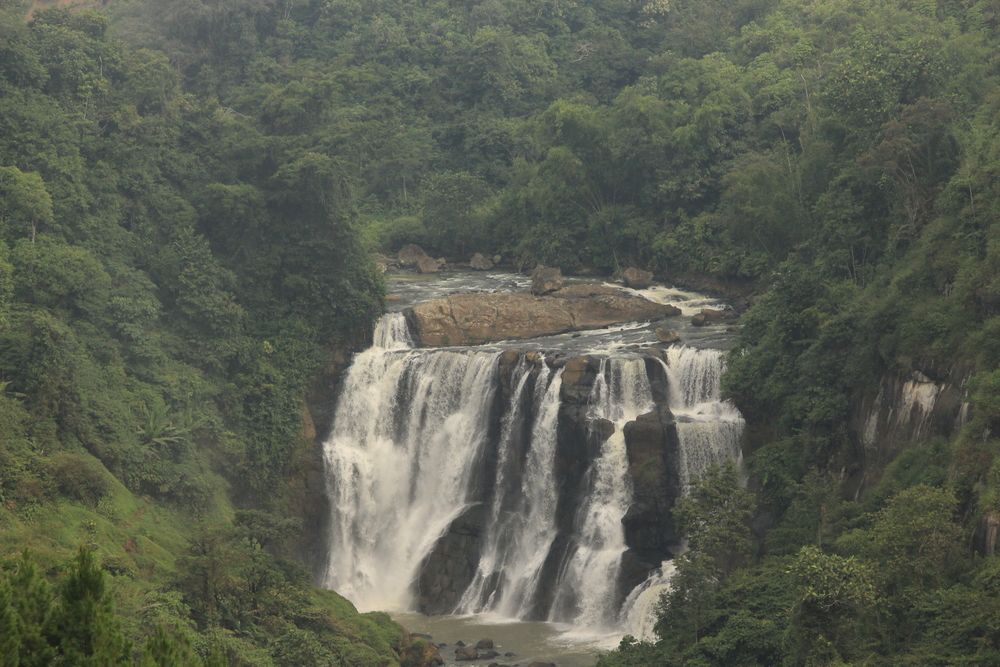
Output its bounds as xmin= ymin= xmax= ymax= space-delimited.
xmin=318 ymin=272 xmax=745 ymax=654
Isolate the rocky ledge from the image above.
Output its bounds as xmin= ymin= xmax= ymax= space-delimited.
xmin=405 ymin=284 xmax=680 ymax=347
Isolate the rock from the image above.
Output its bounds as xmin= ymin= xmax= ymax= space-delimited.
xmin=531 ymin=265 xmax=564 ymax=295
xmin=476 ymin=639 xmax=495 ymax=650
xmin=407 ymin=286 xmax=680 ymax=347
xmin=691 ymin=308 xmax=729 ymax=327
xmin=655 ymin=327 xmax=681 ymax=345
xmin=470 ymin=253 xmax=494 ymax=270
xmin=401 ymin=638 xmax=444 ymax=666
xmin=504 ymin=652 xmax=515 ymax=657
xmin=479 ymin=649 xmax=500 ymax=659
xmin=622 ymin=266 xmax=654 ymax=289
xmin=455 ymin=646 xmax=479 ymax=661
xmin=416 ymin=255 xmax=441 ymax=274
xmin=398 ymin=243 xmax=431 ymax=267
xmin=455 ymin=641 xmax=466 ymax=647
xmin=527 ymin=662 xmax=557 ymax=667
xmin=622 ymin=406 xmax=683 ymax=575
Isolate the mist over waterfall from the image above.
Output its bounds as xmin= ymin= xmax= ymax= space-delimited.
xmin=321 ymin=295 xmax=745 ymax=639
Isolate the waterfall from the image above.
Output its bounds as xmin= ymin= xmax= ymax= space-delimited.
xmin=322 ymin=306 xmax=744 ymax=639
xmin=458 ymin=361 xmax=565 ymax=618
xmin=663 ymin=347 xmax=744 ymax=491
xmin=619 ymin=560 xmax=677 ymax=641
xmin=321 ymin=314 xmax=500 ymax=611
xmin=548 ymin=357 xmax=654 ymax=629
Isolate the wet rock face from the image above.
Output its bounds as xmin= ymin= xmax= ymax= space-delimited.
xmin=531 ymin=265 xmax=564 ymax=295
xmin=415 ymin=504 xmax=490 ymax=614
xmin=406 ymin=286 xmax=680 ymax=347
xmin=622 ymin=406 xmax=682 ymax=563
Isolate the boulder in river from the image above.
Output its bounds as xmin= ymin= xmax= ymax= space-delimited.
xmin=455 ymin=646 xmax=479 ymax=661
xmin=470 ymin=253 xmax=494 ymax=270
xmin=691 ymin=308 xmax=730 ymax=326
xmin=398 ymin=243 xmax=431 ymax=267
xmin=475 ymin=638 xmax=495 ymax=649
xmin=416 ymin=255 xmax=441 ymax=274
xmin=531 ymin=265 xmax=564 ymax=295
xmin=655 ymin=327 xmax=681 ymax=344
xmin=622 ymin=266 xmax=654 ymax=289
xmin=407 ymin=285 xmax=680 ymax=347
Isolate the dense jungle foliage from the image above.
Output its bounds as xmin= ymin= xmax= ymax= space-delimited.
xmin=1 ymin=0 xmax=998 ymax=664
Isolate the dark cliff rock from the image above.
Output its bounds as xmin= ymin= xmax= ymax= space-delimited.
xmin=622 ymin=406 xmax=682 ymax=585
xmin=416 ymin=504 xmax=491 ymax=615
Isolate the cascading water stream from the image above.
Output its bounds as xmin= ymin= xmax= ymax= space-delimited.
xmin=321 ymin=313 xmax=500 ymax=611
xmin=548 ymin=357 xmax=654 ymax=629
xmin=457 ymin=361 xmax=565 ymax=618
xmin=662 ymin=346 xmax=744 ymax=492
xmin=617 ymin=347 xmax=745 ymax=639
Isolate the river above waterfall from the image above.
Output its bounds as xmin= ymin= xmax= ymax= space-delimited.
xmin=385 ymin=271 xmax=736 ymax=352
xmin=320 ymin=270 xmax=744 ymax=664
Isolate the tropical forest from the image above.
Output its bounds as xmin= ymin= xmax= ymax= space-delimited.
xmin=0 ymin=0 xmax=999 ymax=665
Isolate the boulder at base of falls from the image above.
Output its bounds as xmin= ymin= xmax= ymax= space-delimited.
xmin=398 ymin=243 xmax=432 ymax=267
xmin=407 ymin=285 xmax=680 ymax=347
xmin=622 ymin=266 xmax=654 ymax=289
xmin=531 ymin=265 xmax=564 ymax=295
xmin=470 ymin=253 xmax=494 ymax=270
xmin=475 ymin=639 xmax=495 ymax=650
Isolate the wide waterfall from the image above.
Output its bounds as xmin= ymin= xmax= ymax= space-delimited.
xmin=321 ymin=299 xmax=745 ymax=640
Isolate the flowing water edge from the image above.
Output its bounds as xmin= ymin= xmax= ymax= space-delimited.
xmin=320 ymin=272 xmax=744 ymax=663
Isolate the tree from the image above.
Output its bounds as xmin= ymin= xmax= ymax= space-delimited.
xmin=50 ymin=547 xmax=131 ymax=666
xmin=0 ymin=166 xmax=53 ymax=243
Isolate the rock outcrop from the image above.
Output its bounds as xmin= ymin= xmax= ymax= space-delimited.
xmin=531 ymin=265 xmax=563 ymax=295
xmin=622 ymin=406 xmax=682 ymax=573
xmin=407 ymin=284 xmax=680 ymax=347
xmin=415 ymin=504 xmax=490 ymax=614
xmin=622 ymin=266 xmax=653 ymax=289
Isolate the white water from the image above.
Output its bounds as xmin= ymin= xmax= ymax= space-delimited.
xmin=663 ymin=346 xmax=744 ymax=491
xmin=619 ymin=560 xmax=677 ymax=641
xmin=457 ymin=360 xmax=566 ymax=618
xmin=548 ymin=357 xmax=654 ymax=629
xmin=321 ymin=314 xmax=500 ymax=610
xmin=614 ymin=283 xmax=724 ymax=316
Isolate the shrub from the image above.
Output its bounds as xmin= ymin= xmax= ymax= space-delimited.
xmin=47 ymin=452 xmax=111 ymax=507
